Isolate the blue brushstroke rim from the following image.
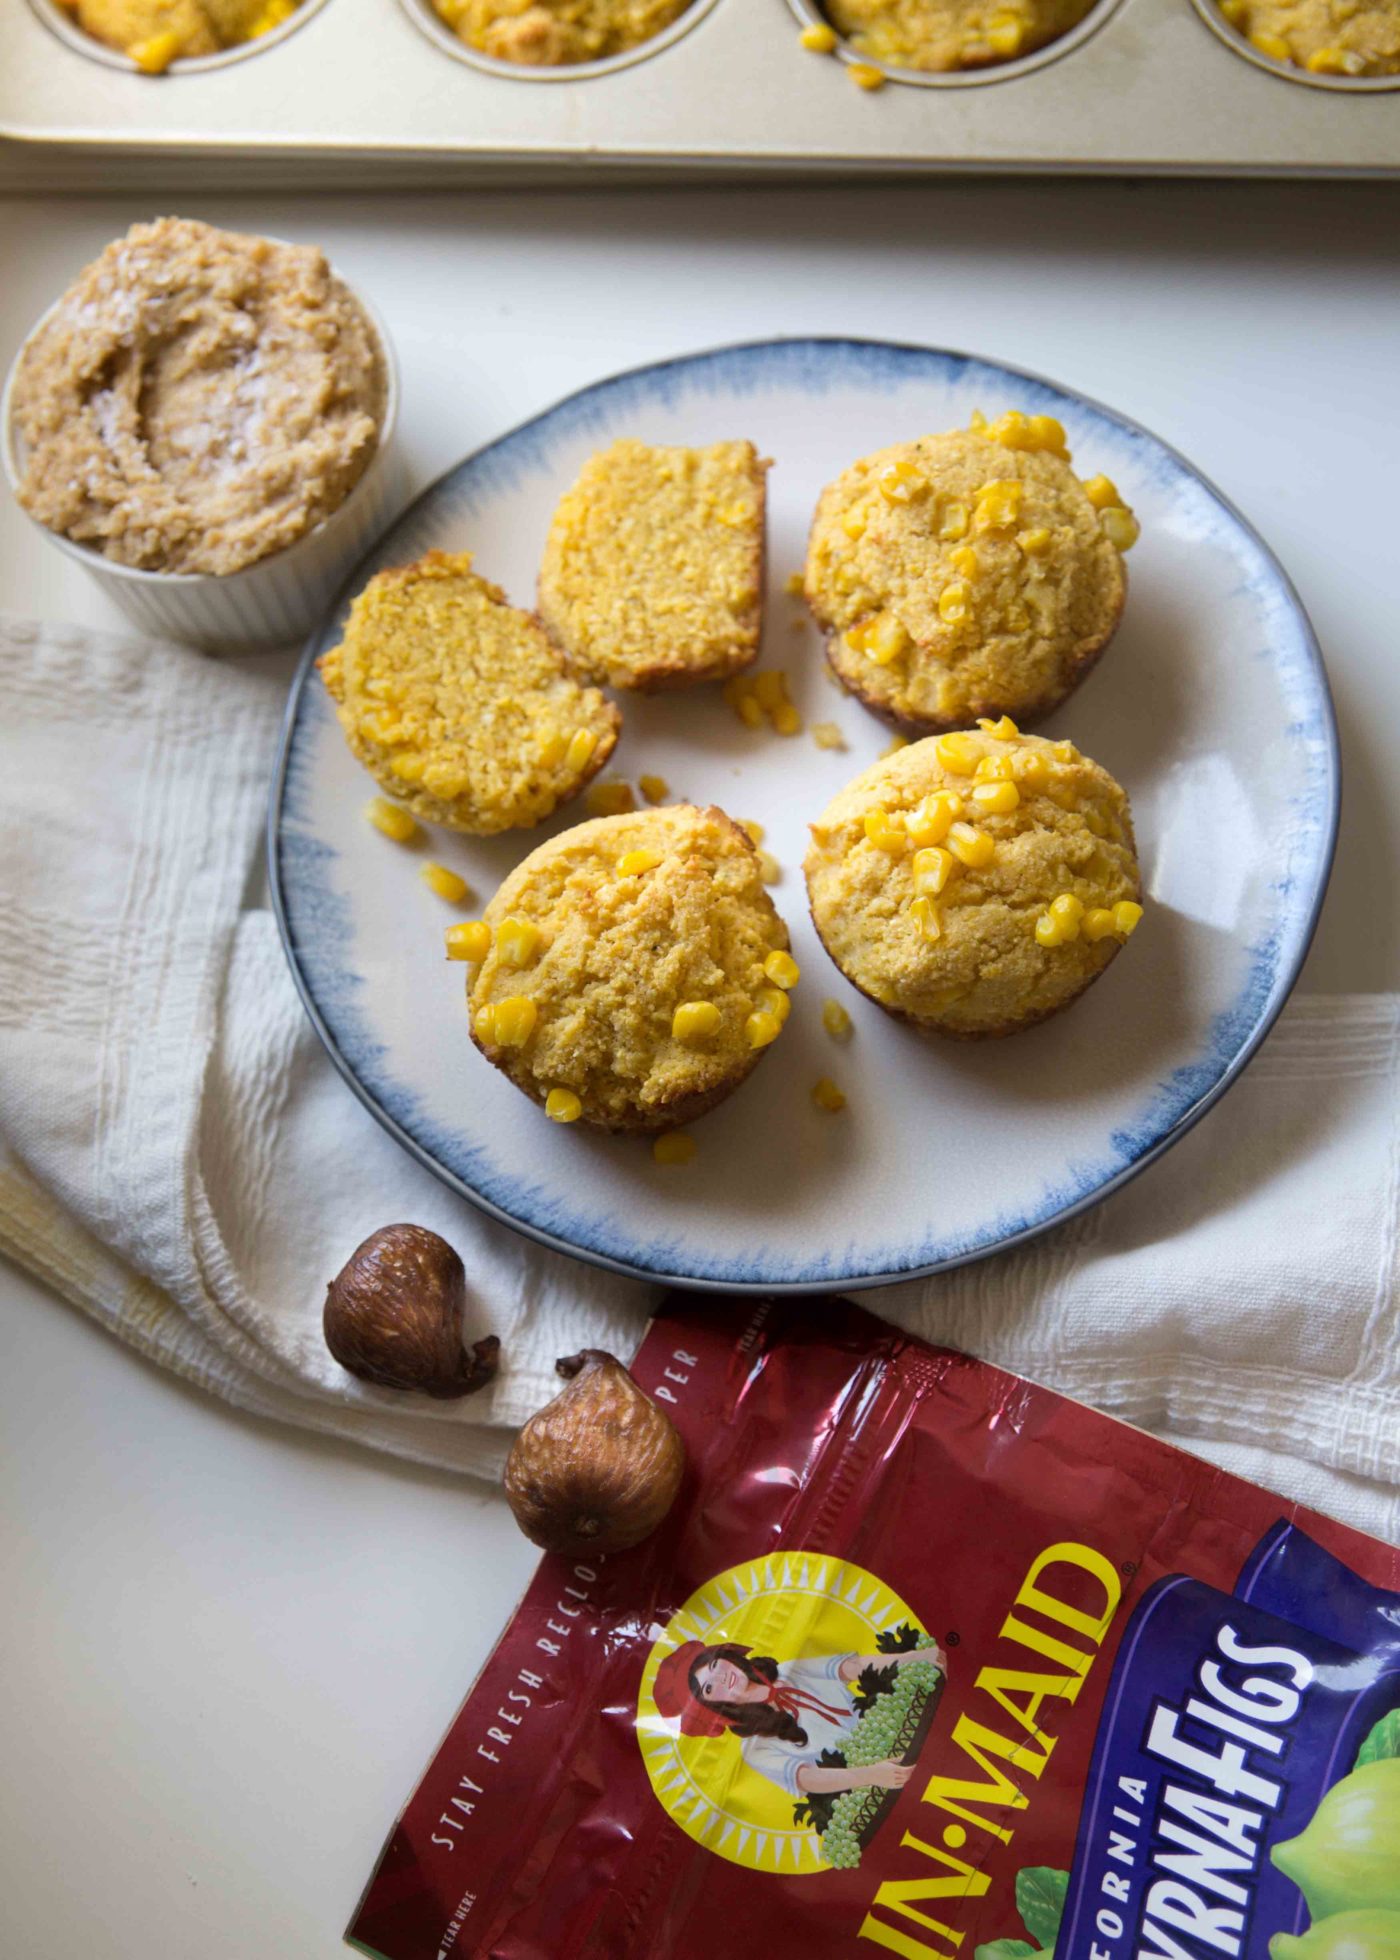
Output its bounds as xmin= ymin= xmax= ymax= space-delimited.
xmin=267 ymin=336 xmax=1340 ymax=1295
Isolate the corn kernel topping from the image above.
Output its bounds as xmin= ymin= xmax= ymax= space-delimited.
xmin=1101 ymin=506 xmax=1141 ymax=552
xmin=812 ymin=1077 xmax=847 ymax=1112
xmin=800 ymin=19 xmax=838 ymax=50
xmin=822 ymin=999 xmax=853 ymax=1041
xmin=977 ymin=714 xmax=1020 ymax=739
xmin=864 ymin=807 xmax=908 ymax=853
xmin=745 ymin=1009 xmax=783 ymax=1050
xmin=948 ymin=822 xmax=995 ymax=868
xmin=446 ymin=921 xmax=492 ymax=963
xmin=938 ymin=582 xmax=971 ymax=625
xmin=907 ymin=790 xmax=963 ymax=846
xmin=493 ymin=997 xmax=538 ymax=1046
xmin=909 ymin=896 xmax=943 ymax=941
xmin=496 ymin=916 xmax=542 ymax=967
xmin=366 ymin=797 xmax=419 ymax=844
xmin=672 ymin=1001 xmax=721 ymax=1043
xmin=972 ymin=779 xmax=1021 ymax=814
xmin=758 ymin=986 xmax=792 ymax=1027
xmin=879 ymin=458 xmax=926 ymax=504
xmin=545 ymin=1087 xmax=583 ymax=1124
xmin=1113 ymin=900 xmax=1144 ymax=935
xmin=935 ymin=732 xmax=980 ymax=775
xmin=422 ymin=863 xmax=471 ymax=903
xmin=639 ymin=774 xmax=670 ymax=805
xmin=617 ymin=848 xmax=663 ymax=878
xmin=566 ymin=728 xmax=598 ymax=772
xmin=764 ymin=949 xmax=801 ymax=990
xmin=913 ymin=845 xmax=955 ymax=896
xmin=811 ymin=721 xmax=846 ymax=750
xmin=849 ymin=61 xmax=887 ymax=88
xmin=585 ymin=779 xmax=635 ymax=817
xmin=473 ymin=1003 xmax=498 ymax=1041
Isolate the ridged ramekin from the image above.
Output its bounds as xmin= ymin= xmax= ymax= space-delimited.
xmin=2 ymin=269 xmax=400 ymax=654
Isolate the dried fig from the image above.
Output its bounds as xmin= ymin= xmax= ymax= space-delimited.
xmin=503 ymin=1350 xmax=685 ymax=1556
xmin=324 ymin=1224 xmax=499 ymax=1400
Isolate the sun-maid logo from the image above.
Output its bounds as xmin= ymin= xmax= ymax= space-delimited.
xmin=636 ymin=1552 xmax=945 ymax=1877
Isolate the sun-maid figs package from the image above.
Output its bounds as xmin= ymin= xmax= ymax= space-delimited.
xmin=347 ymin=1296 xmax=1400 ymax=1960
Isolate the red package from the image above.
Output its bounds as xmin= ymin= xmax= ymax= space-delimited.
xmin=348 ymin=1295 xmax=1400 ymax=1960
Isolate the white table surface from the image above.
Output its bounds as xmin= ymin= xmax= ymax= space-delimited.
xmin=2 ymin=180 xmax=1398 ymax=1959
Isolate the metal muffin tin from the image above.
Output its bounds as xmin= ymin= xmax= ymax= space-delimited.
xmin=3 ymin=0 xmax=1397 ymax=189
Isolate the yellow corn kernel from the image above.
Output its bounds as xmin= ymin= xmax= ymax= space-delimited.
xmin=811 ymin=721 xmax=845 ymax=750
xmin=745 ymin=1009 xmax=783 ymax=1050
xmin=882 ymin=735 xmax=909 ymax=758
xmin=812 ymin=1077 xmax=847 ymax=1113
xmin=972 ymin=779 xmax=1021 ymax=814
xmin=566 ymin=727 xmax=598 ymax=772
xmin=754 ymin=669 xmax=788 ymax=712
xmin=878 ymin=458 xmax=925 ymax=504
xmin=1101 ymin=506 xmax=1141 ymax=552
xmin=974 ymin=479 xmax=1024 ymax=531
xmin=741 ymin=818 xmax=766 ymax=846
xmin=986 ymin=15 xmax=1024 ymax=52
xmin=822 ymin=998 xmax=853 ymax=1041
xmin=1048 ymin=893 xmax=1085 ymax=940
xmin=653 ymin=1131 xmax=697 ymax=1166
xmin=639 ymin=773 xmax=669 ymax=805
xmin=473 ymin=1003 xmax=498 ymax=1041
xmin=1082 ymin=474 xmax=1121 ymax=510
xmin=496 ymin=916 xmax=542 ymax=967
xmin=772 ymin=702 xmax=804 ymax=737
xmin=1019 ymin=526 xmax=1053 ymax=555
xmin=907 ymin=790 xmax=963 ymax=846
xmin=974 ymin=752 xmax=1015 ymax=781
xmin=764 ymin=948 xmax=801 ymax=990
xmin=758 ymin=849 xmax=781 ymax=885
xmin=493 ymin=996 xmax=538 ymax=1046
xmin=864 ymin=806 xmax=908 ymax=853
xmin=950 ymin=545 xmax=980 ymax=580
xmin=948 ymin=822 xmax=995 ymax=868
xmin=1218 ymin=0 xmax=1247 ymax=21
xmin=672 ymin=1000 xmax=722 ymax=1043
xmin=585 ymin=779 xmax=636 ymax=817
xmin=800 ymin=18 xmax=838 ymax=49
xmin=843 ymin=621 xmax=871 ymax=658
xmin=1113 ymin=900 xmax=1145 ymax=936
xmin=1016 ymin=751 xmax=1053 ymax=791
xmin=736 ymin=692 xmax=764 ymax=728
xmin=784 ymin=570 xmax=805 ymax=595
xmin=1081 ymin=907 xmax=1118 ymax=942
xmin=1053 ymin=740 xmax=1079 ymax=763
xmin=365 ymin=798 xmax=419 ymax=844
xmin=617 ymin=848 xmax=663 ymax=878
xmin=1306 ymin=43 xmax=1363 ymax=69
xmin=1034 ymin=914 xmax=1067 ymax=948
xmin=841 ymin=504 xmax=868 ymax=540
xmin=938 ymin=581 xmax=971 ymax=625
xmin=909 ymin=896 xmax=944 ymax=941
xmin=865 ymin=613 xmax=909 ymax=666
xmin=545 ymin=1087 xmax=583 ymax=1124
xmin=130 ymin=28 xmax=182 ymax=69
xmin=1249 ymin=28 xmax=1292 ymax=56
xmin=912 ymin=845 xmax=956 ymax=896
xmin=758 ymin=985 xmax=792 ymax=1027
xmin=391 ymin=752 xmax=428 ymax=786
xmin=935 ymin=732 xmax=981 ymax=775
xmin=1026 ymin=414 xmax=1069 ymax=456
xmin=989 ymin=410 xmax=1031 ymax=449
xmin=1085 ymin=808 xmax=1108 ymax=838
xmin=538 ymin=727 xmax=568 ymax=767
xmin=446 ymin=920 xmax=492 ymax=962
xmin=939 ymin=500 xmax=971 ymax=541
xmin=968 ymin=408 xmax=989 ymax=433
xmin=248 ymin=0 xmax=294 ymax=30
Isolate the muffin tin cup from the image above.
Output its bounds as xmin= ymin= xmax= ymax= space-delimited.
xmin=784 ymin=0 xmax=1127 ymax=86
xmin=399 ymin=0 xmax=722 ymax=82
xmin=1185 ymin=0 xmax=1400 ymax=91
xmin=24 ymin=0 xmax=331 ymax=76
xmin=1 ymin=275 xmax=401 ymax=655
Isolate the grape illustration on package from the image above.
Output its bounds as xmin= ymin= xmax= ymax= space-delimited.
xmin=346 ymin=1297 xmax=1400 ymax=1960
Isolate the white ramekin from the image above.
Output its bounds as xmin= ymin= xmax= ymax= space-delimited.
xmin=2 ymin=266 xmax=400 ymax=654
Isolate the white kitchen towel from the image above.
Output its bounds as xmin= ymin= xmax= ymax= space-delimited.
xmin=1 ymin=615 xmax=1396 ymax=1541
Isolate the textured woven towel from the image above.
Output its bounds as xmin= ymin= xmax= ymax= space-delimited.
xmin=1 ymin=615 xmax=1396 ymax=1540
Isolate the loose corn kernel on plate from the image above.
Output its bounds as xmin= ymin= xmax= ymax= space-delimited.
xmin=269 ymin=337 xmax=1338 ymax=1292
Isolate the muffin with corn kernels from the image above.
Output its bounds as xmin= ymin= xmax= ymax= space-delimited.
xmin=319 ymin=550 xmax=620 ymax=835
xmin=538 ymin=438 xmax=769 ymax=691
xmin=805 ymin=412 xmax=1135 ymax=736
xmin=461 ymin=804 xmax=797 ymax=1132
xmin=433 ymin=0 xmax=688 ymax=64
xmin=804 ymin=721 xmax=1142 ymax=1039
xmin=1215 ymin=0 xmax=1400 ymax=74
xmin=54 ymin=0 xmax=301 ymax=70
xmin=824 ymin=0 xmax=1095 ymax=70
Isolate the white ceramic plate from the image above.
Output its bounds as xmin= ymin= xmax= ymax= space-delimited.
xmin=269 ymin=338 xmax=1337 ymax=1292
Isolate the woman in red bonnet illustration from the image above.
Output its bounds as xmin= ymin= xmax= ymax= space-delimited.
xmin=652 ymin=1638 xmax=944 ymax=1799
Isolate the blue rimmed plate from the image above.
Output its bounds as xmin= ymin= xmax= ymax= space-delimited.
xmin=269 ymin=338 xmax=1338 ymax=1292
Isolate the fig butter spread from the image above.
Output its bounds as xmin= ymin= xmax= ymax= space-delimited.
xmin=10 ymin=218 xmax=386 ymax=576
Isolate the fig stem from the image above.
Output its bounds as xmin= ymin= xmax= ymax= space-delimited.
xmin=555 ymin=1349 xmax=611 ymax=1380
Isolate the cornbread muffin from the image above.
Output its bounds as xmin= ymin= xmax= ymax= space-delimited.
xmin=433 ymin=0 xmax=688 ymax=63
xmin=11 ymin=219 xmax=384 ymax=573
xmin=825 ymin=0 xmax=1094 ymax=69
xmin=804 ymin=722 xmax=1142 ymax=1039
xmin=319 ymin=551 xmax=620 ymax=836
xmin=805 ymin=413 xmax=1133 ymax=735
xmin=1216 ymin=0 xmax=1400 ymax=73
xmin=538 ymin=439 xmax=769 ymax=691
xmin=54 ymin=0 xmax=299 ymax=68
xmin=465 ymin=805 xmax=795 ymax=1132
